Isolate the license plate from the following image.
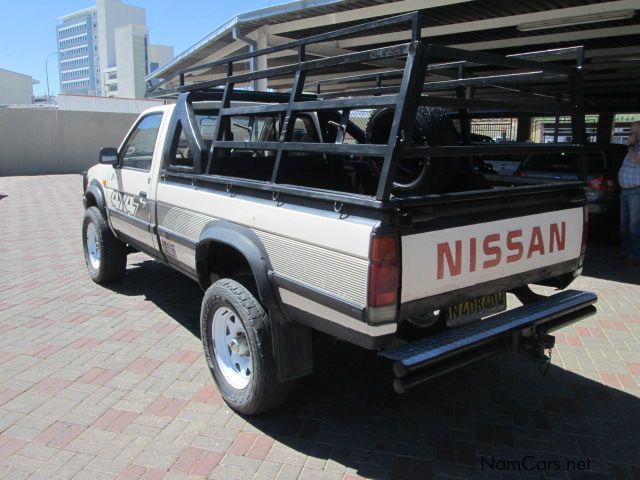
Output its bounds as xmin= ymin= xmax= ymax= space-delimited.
xmin=446 ymin=292 xmax=507 ymax=327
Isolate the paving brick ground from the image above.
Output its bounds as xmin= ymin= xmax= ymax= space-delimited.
xmin=0 ymin=174 xmax=639 ymax=480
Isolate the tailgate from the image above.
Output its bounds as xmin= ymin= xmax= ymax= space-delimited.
xmin=401 ymin=207 xmax=584 ymax=307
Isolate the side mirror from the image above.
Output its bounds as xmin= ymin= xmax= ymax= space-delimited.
xmin=99 ymin=147 xmax=119 ymax=166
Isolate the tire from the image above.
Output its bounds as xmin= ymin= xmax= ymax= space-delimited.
xmin=82 ymin=206 xmax=127 ymax=284
xmin=365 ymin=106 xmax=459 ymax=194
xmin=200 ymin=279 xmax=294 ymax=415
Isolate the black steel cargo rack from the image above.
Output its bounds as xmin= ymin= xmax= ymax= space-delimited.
xmin=147 ymin=11 xmax=587 ymax=207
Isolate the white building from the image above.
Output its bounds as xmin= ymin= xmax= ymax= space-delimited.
xmin=56 ymin=0 xmax=173 ymax=98
xmin=0 ymin=68 xmax=38 ymax=105
xmin=148 ymin=45 xmax=174 ymax=75
xmin=56 ymin=6 xmax=97 ymax=95
xmin=113 ymin=24 xmax=148 ymax=98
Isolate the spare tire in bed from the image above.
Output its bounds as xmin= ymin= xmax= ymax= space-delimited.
xmin=365 ymin=106 xmax=459 ymax=194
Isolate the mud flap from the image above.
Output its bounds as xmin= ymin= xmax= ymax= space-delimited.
xmin=270 ymin=310 xmax=313 ymax=382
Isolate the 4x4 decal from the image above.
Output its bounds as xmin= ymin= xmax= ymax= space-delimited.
xmin=109 ymin=190 xmax=141 ymax=217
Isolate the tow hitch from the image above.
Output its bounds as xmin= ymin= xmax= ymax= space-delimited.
xmin=521 ymin=333 xmax=556 ymax=375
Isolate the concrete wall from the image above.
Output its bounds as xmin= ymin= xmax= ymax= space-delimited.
xmin=0 ymin=69 xmax=33 ymax=105
xmin=0 ymin=108 xmax=138 ymax=176
xmin=58 ymin=93 xmax=163 ymax=113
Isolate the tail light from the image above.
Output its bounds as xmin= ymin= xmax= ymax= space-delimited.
xmin=579 ymin=205 xmax=589 ymax=270
xmin=580 ymin=205 xmax=589 ymax=256
xmin=516 ymin=170 xmax=528 ymax=177
xmin=367 ymin=233 xmax=400 ymax=323
xmin=587 ymin=175 xmax=617 ymax=192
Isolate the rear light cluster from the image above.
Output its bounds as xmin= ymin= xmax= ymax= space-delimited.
xmin=580 ymin=205 xmax=589 ymax=261
xmin=587 ymin=175 xmax=618 ymax=192
xmin=367 ymin=233 xmax=400 ymax=323
xmin=516 ymin=170 xmax=528 ymax=177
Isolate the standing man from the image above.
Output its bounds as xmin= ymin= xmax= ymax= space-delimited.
xmin=619 ymin=121 xmax=640 ymax=265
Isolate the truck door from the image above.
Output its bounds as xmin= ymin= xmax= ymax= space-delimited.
xmin=106 ymin=112 xmax=163 ymax=255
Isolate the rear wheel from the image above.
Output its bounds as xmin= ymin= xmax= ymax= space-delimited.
xmin=201 ymin=279 xmax=294 ymax=415
xmin=82 ymin=206 xmax=127 ymax=284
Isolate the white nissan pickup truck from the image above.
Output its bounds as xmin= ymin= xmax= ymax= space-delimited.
xmin=81 ymin=14 xmax=597 ymax=414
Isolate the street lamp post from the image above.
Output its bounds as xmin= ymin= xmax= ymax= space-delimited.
xmin=45 ymin=51 xmax=58 ymax=103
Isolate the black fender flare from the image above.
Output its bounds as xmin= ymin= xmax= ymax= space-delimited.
xmin=195 ymin=221 xmax=313 ymax=381
xmin=85 ymin=179 xmax=107 ymax=217
xmin=195 ymin=221 xmax=278 ymax=309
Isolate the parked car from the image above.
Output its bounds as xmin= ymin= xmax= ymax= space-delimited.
xmin=81 ymin=14 xmax=596 ymax=414
xmin=516 ymin=144 xmax=626 ymax=227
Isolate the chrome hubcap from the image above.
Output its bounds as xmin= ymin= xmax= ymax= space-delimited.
xmin=86 ymin=223 xmax=101 ymax=270
xmin=212 ymin=306 xmax=251 ymax=389
xmin=229 ymin=337 xmax=249 ymax=356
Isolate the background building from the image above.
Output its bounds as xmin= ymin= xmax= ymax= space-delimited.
xmin=56 ymin=6 xmax=99 ymax=95
xmin=148 ymin=45 xmax=174 ymax=75
xmin=56 ymin=0 xmax=173 ymax=98
xmin=112 ymin=24 xmax=148 ymax=98
xmin=0 ymin=68 xmax=38 ymax=105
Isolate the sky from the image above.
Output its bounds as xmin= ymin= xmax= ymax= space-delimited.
xmin=0 ymin=0 xmax=291 ymax=97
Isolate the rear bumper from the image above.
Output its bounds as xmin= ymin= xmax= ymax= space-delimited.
xmin=380 ymin=289 xmax=597 ymax=392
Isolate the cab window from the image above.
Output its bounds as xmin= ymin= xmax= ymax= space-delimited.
xmin=170 ymin=112 xmax=218 ymax=169
xmin=229 ymin=116 xmax=279 ymax=143
xmin=121 ymin=114 xmax=163 ymax=171
xmin=291 ymin=116 xmax=318 ymax=143
xmin=210 ymin=114 xmax=321 ymax=183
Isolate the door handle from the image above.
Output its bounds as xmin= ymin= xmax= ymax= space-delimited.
xmin=139 ymin=191 xmax=147 ymax=198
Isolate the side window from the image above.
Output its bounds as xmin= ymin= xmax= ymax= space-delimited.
xmin=172 ymin=128 xmax=192 ymax=167
xmin=208 ymin=114 xmax=317 ymax=180
xmin=228 ymin=116 xmax=278 ymax=143
xmin=211 ymin=115 xmax=279 ymax=181
xmin=230 ymin=117 xmax=251 ymax=142
xmin=121 ymin=114 xmax=163 ymax=171
xmin=199 ymin=117 xmax=217 ymax=142
xmin=168 ymin=113 xmax=218 ymax=169
xmin=343 ymin=131 xmax=357 ymax=144
xmin=255 ymin=117 xmax=279 ymax=142
xmin=291 ymin=116 xmax=317 ymax=143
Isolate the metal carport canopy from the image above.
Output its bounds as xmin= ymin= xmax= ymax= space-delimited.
xmin=146 ymin=0 xmax=640 ymax=111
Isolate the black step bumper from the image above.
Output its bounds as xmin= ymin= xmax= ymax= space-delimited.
xmin=380 ymin=289 xmax=597 ymax=393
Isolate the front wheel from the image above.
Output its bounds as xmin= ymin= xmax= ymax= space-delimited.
xmin=201 ymin=279 xmax=294 ymax=415
xmin=82 ymin=206 xmax=127 ymax=284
